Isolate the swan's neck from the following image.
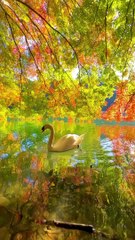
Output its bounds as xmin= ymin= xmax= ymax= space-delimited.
xmin=48 ymin=125 xmax=54 ymax=151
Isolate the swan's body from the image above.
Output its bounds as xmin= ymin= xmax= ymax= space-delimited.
xmin=42 ymin=124 xmax=84 ymax=152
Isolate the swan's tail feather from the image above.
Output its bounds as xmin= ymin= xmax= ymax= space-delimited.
xmin=74 ymin=134 xmax=85 ymax=146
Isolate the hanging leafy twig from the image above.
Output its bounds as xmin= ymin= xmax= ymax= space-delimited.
xmin=2 ymin=0 xmax=87 ymax=112
xmin=4 ymin=14 xmax=23 ymax=77
xmin=0 ymin=3 xmax=24 ymax=107
xmin=116 ymin=0 xmax=132 ymax=50
xmin=16 ymin=0 xmax=81 ymax=81
xmin=3 ymin=4 xmax=63 ymax=106
xmin=104 ymin=2 xmax=108 ymax=61
xmin=130 ymin=7 xmax=135 ymax=40
xmin=15 ymin=1 xmax=60 ymax=70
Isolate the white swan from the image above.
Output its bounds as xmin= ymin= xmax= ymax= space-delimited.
xmin=42 ymin=124 xmax=84 ymax=152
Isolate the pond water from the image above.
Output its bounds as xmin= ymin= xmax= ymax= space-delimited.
xmin=0 ymin=120 xmax=135 ymax=240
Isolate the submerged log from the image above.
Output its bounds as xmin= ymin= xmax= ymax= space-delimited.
xmin=53 ymin=220 xmax=95 ymax=233
xmin=39 ymin=219 xmax=110 ymax=238
xmin=43 ymin=219 xmax=95 ymax=233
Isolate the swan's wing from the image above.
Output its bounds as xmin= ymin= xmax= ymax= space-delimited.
xmin=54 ymin=134 xmax=77 ymax=146
xmin=53 ymin=134 xmax=84 ymax=151
xmin=73 ymin=134 xmax=85 ymax=146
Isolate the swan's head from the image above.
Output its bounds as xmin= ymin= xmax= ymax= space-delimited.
xmin=41 ymin=124 xmax=53 ymax=132
xmin=41 ymin=125 xmax=45 ymax=132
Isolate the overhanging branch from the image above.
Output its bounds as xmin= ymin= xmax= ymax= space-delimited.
xmin=16 ymin=0 xmax=81 ymax=80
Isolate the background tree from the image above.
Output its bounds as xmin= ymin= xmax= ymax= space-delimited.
xmin=0 ymin=0 xmax=135 ymax=119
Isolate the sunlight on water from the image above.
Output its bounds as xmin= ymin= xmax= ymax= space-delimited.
xmin=100 ymin=137 xmax=114 ymax=157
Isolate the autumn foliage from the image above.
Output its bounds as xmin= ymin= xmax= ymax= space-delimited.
xmin=102 ymin=82 xmax=135 ymax=121
xmin=0 ymin=0 xmax=135 ymax=120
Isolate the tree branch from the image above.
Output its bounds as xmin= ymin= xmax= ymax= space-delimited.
xmin=124 ymin=93 xmax=135 ymax=112
xmin=0 ymin=3 xmax=24 ymax=106
xmin=16 ymin=0 xmax=81 ymax=81
xmin=116 ymin=0 xmax=132 ymax=50
xmin=5 ymin=15 xmax=23 ymax=104
xmin=105 ymin=2 xmax=108 ymax=61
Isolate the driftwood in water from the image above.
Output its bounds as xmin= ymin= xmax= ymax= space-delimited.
xmin=40 ymin=219 xmax=110 ymax=238
xmin=52 ymin=220 xmax=95 ymax=233
xmin=42 ymin=219 xmax=95 ymax=233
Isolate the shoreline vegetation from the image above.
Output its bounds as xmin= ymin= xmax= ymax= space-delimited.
xmin=1 ymin=116 xmax=134 ymax=126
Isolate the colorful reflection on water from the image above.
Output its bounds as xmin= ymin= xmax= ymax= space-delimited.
xmin=0 ymin=120 xmax=135 ymax=240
